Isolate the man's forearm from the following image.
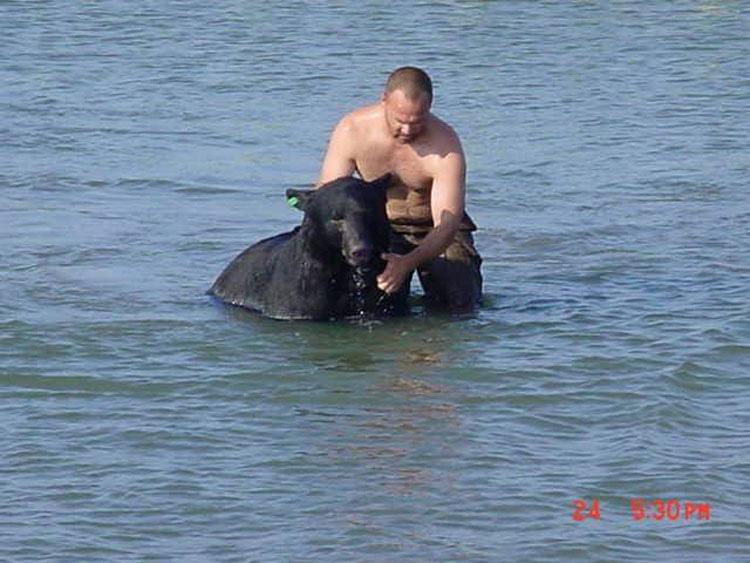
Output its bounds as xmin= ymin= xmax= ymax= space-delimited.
xmin=402 ymin=221 xmax=460 ymax=270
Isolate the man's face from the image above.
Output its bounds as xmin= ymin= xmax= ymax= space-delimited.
xmin=383 ymin=89 xmax=430 ymax=144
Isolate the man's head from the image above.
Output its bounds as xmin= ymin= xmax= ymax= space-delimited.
xmin=382 ymin=66 xmax=433 ymax=144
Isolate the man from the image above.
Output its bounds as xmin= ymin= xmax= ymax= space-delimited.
xmin=316 ymin=66 xmax=482 ymax=313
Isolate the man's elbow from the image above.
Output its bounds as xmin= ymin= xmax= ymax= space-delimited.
xmin=434 ymin=209 xmax=462 ymax=234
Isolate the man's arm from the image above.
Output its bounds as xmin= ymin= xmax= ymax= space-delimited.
xmin=316 ymin=116 xmax=357 ymax=187
xmin=377 ymin=147 xmax=466 ymax=294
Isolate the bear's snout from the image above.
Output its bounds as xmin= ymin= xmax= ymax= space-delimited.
xmin=340 ymin=216 xmax=379 ymax=268
xmin=347 ymin=245 xmax=374 ymax=267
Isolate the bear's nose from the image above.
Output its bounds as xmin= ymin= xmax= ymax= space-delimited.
xmin=349 ymin=247 xmax=373 ymax=265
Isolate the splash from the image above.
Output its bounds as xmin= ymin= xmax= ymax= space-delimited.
xmin=352 ymin=267 xmax=370 ymax=320
xmin=351 ymin=267 xmax=390 ymax=325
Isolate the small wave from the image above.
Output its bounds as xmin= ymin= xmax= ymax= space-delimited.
xmin=175 ymin=185 xmax=242 ymax=195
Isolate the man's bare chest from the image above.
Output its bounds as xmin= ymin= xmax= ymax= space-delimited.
xmin=357 ymin=144 xmax=433 ymax=190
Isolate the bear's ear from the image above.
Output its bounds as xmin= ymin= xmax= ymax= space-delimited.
xmin=285 ymin=188 xmax=315 ymax=211
xmin=367 ymin=173 xmax=392 ymax=192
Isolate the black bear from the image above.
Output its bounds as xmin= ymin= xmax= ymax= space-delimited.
xmin=208 ymin=174 xmax=405 ymax=320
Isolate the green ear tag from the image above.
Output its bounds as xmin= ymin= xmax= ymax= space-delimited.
xmin=287 ymin=196 xmax=300 ymax=208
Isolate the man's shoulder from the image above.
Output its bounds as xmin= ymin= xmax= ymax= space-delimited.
xmin=332 ymin=103 xmax=383 ymax=146
xmin=428 ymin=113 xmax=463 ymax=152
xmin=340 ymin=103 xmax=381 ymax=129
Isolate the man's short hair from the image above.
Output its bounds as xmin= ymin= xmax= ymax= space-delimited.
xmin=385 ymin=66 xmax=433 ymax=105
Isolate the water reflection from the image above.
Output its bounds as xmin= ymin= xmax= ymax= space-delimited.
xmin=240 ymin=313 xmax=473 ymax=502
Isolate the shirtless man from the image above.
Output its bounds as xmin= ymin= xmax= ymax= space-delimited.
xmin=316 ymin=66 xmax=482 ymax=313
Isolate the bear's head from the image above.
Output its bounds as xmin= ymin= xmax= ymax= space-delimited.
xmin=286 ymin=174 xmax=392 ymax=271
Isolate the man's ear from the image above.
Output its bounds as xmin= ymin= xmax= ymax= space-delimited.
xmin=285 ymin=189 xmax=315 ymax=211
xmin=367 ymin=173 xmax=392 ymax=193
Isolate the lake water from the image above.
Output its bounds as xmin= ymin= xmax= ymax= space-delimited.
xmin=2 ymin=1 xmax=749 ymax=561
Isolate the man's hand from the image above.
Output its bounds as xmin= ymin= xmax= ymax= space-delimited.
xmin=377 ymin=253 xmax=414 ymax=294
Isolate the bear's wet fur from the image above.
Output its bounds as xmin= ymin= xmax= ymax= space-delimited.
xmin=208 ymin=174 xmax=405 ymax=320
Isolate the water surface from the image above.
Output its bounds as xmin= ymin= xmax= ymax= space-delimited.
xmin=2 ymin=1 xmax=749 ymax=561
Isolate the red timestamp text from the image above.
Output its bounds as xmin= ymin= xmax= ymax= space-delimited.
xmin=572 ymin=498 xmax=711 ymax=522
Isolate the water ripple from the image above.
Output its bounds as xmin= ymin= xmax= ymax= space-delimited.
xmin=2 ymin=1 xmax=749 ymax=561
